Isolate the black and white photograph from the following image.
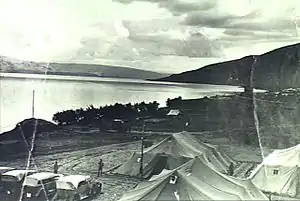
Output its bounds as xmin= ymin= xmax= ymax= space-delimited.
xmin=0 ymin=0 xmax=300 ymax=200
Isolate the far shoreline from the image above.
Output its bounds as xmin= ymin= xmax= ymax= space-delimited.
xmin=0 ymin=72 xmax=247 ymax=89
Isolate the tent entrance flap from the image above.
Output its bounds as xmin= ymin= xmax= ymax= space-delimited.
xmin=150 ymin=155 xmax=168 ymax=177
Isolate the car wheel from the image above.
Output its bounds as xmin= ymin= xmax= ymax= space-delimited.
xmin=95 ymin=185 xmax=101 ymax=194
xmin=73 ymin=194 xmax=80 ymax=201
xmin=89 ymin=186 xmax=94 ymax=195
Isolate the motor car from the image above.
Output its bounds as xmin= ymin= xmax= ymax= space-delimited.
xmin=0 ymin=167 xmax=16 ymax=195
xmin=0 ymin=167 xmax=16 ymax=176
xmin=1 ymin=169 xmax=37 ymax=200
xmin=56 ymin=175 xmax=102 ymax=201
xmin=21 ymin=172 xmax=63 ymax=201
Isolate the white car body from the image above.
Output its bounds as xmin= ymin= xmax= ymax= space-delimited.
xmin=22 ymin=172 xmax=63 ymax=200
xmin=56 ymin=175 xmax=102 ymax=201
xmin=1 ymin=169 xmax=37 ymax=199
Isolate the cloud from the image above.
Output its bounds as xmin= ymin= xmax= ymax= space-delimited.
xmin=223 ymin=29 xmax=256 ymax=37
xmin=117 ymin=0 xmax=300 ymax=37
xmin=182 ymin=13 xmax=238 ymax=27
xmin=223 ymin=29 xmax=295 ymax=41
xmin=181 ymin=11 xmax=298 ymax=33
xmin=0 ymin=0 xmax=299 ymax=74
xmin=114 ymin=0 xmax=216 ymax=15
xmin=225 ymin=19 xmax=298 ymax=32
xmin=0 ymin=0 xmax=174 ymax=61
xmin=76 ymin=25 xmax=224 ymax=62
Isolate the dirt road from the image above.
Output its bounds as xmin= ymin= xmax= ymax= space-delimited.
xmin=0 ymin=133 xmax=273 ymax=201
xmin=0 ymin=141 xmax=144 ymax=201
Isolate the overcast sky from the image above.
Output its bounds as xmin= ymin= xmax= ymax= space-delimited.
xmin=0 ymin=0 xmax=299 ymax=73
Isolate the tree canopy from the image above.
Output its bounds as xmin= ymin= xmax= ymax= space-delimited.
xmin=52 ymin=101 xmax=160 ymax=126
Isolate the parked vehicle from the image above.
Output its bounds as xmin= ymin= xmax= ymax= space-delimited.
xmin=0 ymin=167 xmax=16 ymax=195
xmin=22 ymin=172 xmax=63 ymax=201
xmin=1 ymin=169 xmax=37 ymax=200
xmin=56 ymin=175 xmax=102 ymax=201
xmin=0 ymin=167 xmax=16 ymax=176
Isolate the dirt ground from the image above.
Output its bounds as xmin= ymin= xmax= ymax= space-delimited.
xmin=0 ymin=142 xmax=139 ymax=201
xmin=0 ymin=132 xmax=274 ymax=201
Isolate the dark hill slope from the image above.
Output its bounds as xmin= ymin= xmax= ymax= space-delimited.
xmin=0 ymin=118 xmax=57 ymax=157
xmin=157 ymin=43 xmax=300 ymax=90
xmin=0 ymin=118 xmax=57 ymax=140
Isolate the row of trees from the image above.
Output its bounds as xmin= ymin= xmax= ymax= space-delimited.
xmin=52 ymin=101 xmax=160 ymax=126
xmin=166 ymin=96 xmax=182 ymax=108
xmin=52 ymin=88 xmax=300 ymax=148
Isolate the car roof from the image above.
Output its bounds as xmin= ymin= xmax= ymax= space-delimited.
xmin=2 ymin=170 xmax=37 ymax=181
xmin=58 ymin=175 xmax=91 ymax=189
xmin=26 ymin=172 xmax=61 ymax=181
xmin=0 ymin=167 xmax=16 ymax=174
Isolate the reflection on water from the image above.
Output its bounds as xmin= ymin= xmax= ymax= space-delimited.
xmin=0 ymin=75 xmax=243 ymax=133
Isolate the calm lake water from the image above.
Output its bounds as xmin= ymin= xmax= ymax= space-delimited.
xmin=0 ymin=73 xmax=244 ymax=133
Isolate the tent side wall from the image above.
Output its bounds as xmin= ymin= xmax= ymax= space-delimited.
xmin=118 ymin=175 xmax=170 ymax=201
xmin=114 ymin=152 xmax=189 ymax=178
xmin=251 ymin=164 xmax=299 ymax=197
xmin=114 ymin=152 xmax=157 ymax=176
xmin=188 ymin=157 xmax=268 ymax=200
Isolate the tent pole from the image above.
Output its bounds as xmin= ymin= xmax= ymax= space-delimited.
xmin=140 ymin=121 xmax=145 ymax=180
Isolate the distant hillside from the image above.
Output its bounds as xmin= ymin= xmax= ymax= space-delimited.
xmin=156 ymin=43 xmax=300 ymax=90
xmin=0 ymin=57 xmax=168 ymax=80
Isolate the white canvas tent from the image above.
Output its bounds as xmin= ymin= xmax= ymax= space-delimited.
xmin=113 ymin=132 xmax=235 ymax=178
xmin=250 ymin=144 xmax=300 ymax=197
xmin=119 ymin=157 xmax=268 ymax=201
xmin=144 ymin=132 xmax=235 ymax=173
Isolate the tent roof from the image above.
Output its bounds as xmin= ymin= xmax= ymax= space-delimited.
xmin=259 ymin=144 xmax=300 ymax=167
xmin=114 ymin=132 xmax=235 ymax=178
xmin=119 ymin=157 xmax=267 ymax=201
xmin=249 ymin=144 xmax=300 ymax=197
xmin=144 ymin=132 xmax=235 ymax=173
xmin=182 ymin=157 xmax=268 ymax=200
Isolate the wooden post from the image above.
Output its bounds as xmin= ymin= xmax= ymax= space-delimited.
xmin=140 ymin=121 xmax=145 ymax=180
xmin=32 ymin=90 xmax=35 ymax=118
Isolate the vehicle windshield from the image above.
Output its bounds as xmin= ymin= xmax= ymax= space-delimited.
xmin=23 ymin=177 xmax=38 ymax=187
xmin=1 ymin=175 xmax=19 ymax=182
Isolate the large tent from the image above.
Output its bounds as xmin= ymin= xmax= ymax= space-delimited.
xmin=144 ymin=132 xmax=235 ymax=173
xmin=118 ymin=157 xmax=268 ymax=201
xmin=113 ymin=152 xmax=190 ymax=179
xmin=250 ymin=144 xmax=300 ymax=197
xmin=112 ymin=132 xmax=235 ymax=178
